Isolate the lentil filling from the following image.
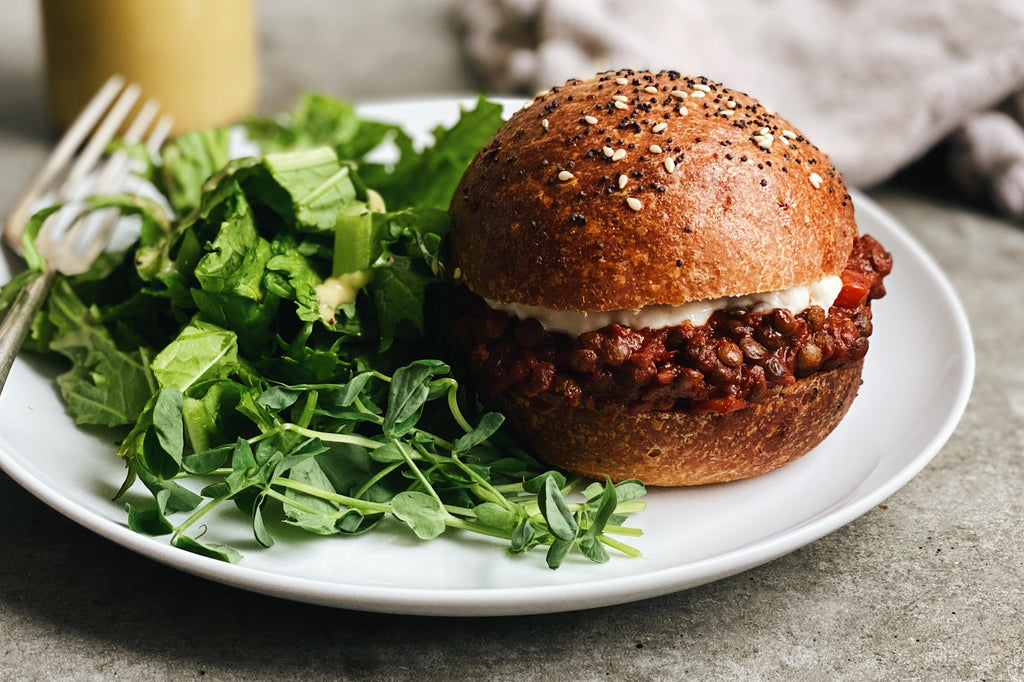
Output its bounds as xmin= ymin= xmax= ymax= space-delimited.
xmin=451 ymin=235 xmax=892 ymax=415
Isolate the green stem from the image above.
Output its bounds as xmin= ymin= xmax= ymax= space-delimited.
xmin=296 ymin=390 xmax=318 ymax=429
xmin=273 ymin=478 xmax=391 ymax=514
xmin=444 ymin=515 xmax=513 ymax=540
xmin=353 ymin=461 xmax=403 ymax=499
xmin=517 ymin=499 xmax=646 ymax=518
xmin=466 ymin=479 xmax=519 ymax=513
xmin=173 ymin=494 xmax=232 ymax=538
xmin=394 ymin=439 xmax=447 ymax=510
xmin=443 ymin=504 xmax=476 ymax=517
xmin=282 ymin=423 xmax=382 ymax=450
xmin=468 ymin=482 xmax=512 ymax=508
xmin=490 ymin=482 xmax=526 ymax=494
xmin=600 ymin=534 xmax=642 ymax=558
xmin=437 ymin=378 xmax=472 ymax=433
xmin=406 ymin=427 xmax=452 ymax=451
xmin=262 ymin=487 xmax=327 ymax=516
xmin=602 ymin=524 xmax=643 ymax=537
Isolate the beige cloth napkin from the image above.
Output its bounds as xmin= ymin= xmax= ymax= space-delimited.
xmin=460 ymin=0 xmax=1024 ymax=218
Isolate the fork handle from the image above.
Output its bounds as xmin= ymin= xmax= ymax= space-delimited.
xmin=0 ymin=268 xmax=56 ymax=395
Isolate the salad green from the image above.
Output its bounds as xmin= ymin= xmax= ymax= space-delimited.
xmin=0 ymin=94 xmax=646 ymax=569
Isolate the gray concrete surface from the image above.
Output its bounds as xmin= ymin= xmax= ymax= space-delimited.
xmin=1 ymin=1 xmax=1022 ymax=679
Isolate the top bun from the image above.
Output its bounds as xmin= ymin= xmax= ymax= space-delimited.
xmin=448 ymin=70 xmax=857 ymax=312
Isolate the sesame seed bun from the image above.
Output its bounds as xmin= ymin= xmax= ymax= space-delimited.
xmin=447 ymin=70 xmax=878 ymax=487
xmin=448 ymin=70 xmax=857 ymax=311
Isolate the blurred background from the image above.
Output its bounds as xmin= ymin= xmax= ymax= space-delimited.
xmin=0 ymin=1 xmax=472 ymax=137
xmin=6 ymin=0 xmax=1024 ymax=219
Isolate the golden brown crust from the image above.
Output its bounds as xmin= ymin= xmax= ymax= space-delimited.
xmin=448 ymin=70 xmax=857 ymax=311
xmin=487 ymin=359 xmax=864 ymax=486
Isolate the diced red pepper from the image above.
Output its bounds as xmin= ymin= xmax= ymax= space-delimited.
xmin=835 ymin=269 xmax=873 ymax=309
xmin=694 ymin=395 xmax=748 ymax=414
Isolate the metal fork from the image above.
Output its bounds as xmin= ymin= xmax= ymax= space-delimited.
xmin=0 ymin=76 xmax=172 ymax=394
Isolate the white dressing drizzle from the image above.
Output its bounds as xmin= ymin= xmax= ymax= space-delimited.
xmin=487 ymin=276 xmax=843 ymax=337
xmin=315 ymin=271 xmax=371 ymax=324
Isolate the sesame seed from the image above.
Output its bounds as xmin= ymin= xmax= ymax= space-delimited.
xmin=759 ymin=126 xmax=771 ymax=135
xmin=809 ymin=172 xmax=823 ymax=189
xmin=720 ymin=109 xmax=734 ymax=116
xmin=584 ymin=115 xmax=598 ymax=125
xmin=603 ymin=146 xmax=614 ymax=157
xmin=664 ymin=158 xmax=676 ymax=173
xmin=652 ymin=122 xmax=667 ymax=133
xmin=644 ymin=85 xmax=659 ymax=94
xmin=679 ymin=106 xmax=688 ymax=115
xmin=781 ymin=129 xmax=797 ymax=139
xmin=453 ymin=267 xmax=462 ymax=279
xmin=754 ymin=133 xmax=774 ymax=150
xmin=616 ymin=77 xmax=629 ymax=85
xmin=542 ymin=119 xmax=549 ymax=129
xmin=692 ymin=83 xmax=712 ymax=92
xmin=727 ymin=100 xmax=738 ymax=108
xmin=649 ymin=144 xmax=663 ymax=153
xmin=626 ymin=197 xmax=643 ymax=211
xmin=618 ymin=174 xmax=628 ymax=189
xmin=558 ymin=170 xmax=574 ymax=181
xmin=612 ymin=95 xmax=629 ymax=102
xmin=612 ymin=148 xmax=627 ymax=161
xmin=614 ymin=101 xmax=628 ymax=110
xmin=671 ymin=90 xmax=688 ymax=99
xmin=690 ymin=90 xmax=706 ymax=98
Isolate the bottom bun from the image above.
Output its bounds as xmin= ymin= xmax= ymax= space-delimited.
xmin=489 ymin=359 xmax=865 ymax=487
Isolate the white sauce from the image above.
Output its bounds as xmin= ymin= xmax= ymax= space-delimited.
xmin=487 ymin=275 xmax=843 ymax=337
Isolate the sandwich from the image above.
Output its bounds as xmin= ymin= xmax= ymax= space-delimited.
xmin=447 ymin=70 xmax=892 ymax=486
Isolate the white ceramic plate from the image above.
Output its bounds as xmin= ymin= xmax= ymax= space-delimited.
xmin=0 ymin=99 xmax=973 ymax=616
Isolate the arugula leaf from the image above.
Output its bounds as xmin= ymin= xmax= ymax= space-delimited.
xmin=157 ymin=127 xmax=233 ymax=215
xmin=151 ymin=388 xmax=185 ymax=464
xmin=246 ymin=92 xmax=399 ymax=160
xmin=45 ymin=279 xmax=157 ymax=426
xmin=246 ymin=148 xmax=359 ymax=231
xmin=361 ymin=95 xmax=504 ymax=210
xmin=150 ymin=318 xmax=240 ymax=391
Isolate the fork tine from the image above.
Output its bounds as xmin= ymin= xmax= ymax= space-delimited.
xmin=147 ymin=115 xmax=175 ymax=157
xmin=0 ymin=78 xmax=173 ymax=395
xmin=123 ymin=99 xmax=161 ymax=145
xmin=60 ymin=83 xmax=141 ymax=201
xmin=88 ymin=98 xmax=160 ymax=197
xmin=2 ymin=75 xmax=126 ymax=250
xmin=67 ymin=106 xmax=174 ymax=270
